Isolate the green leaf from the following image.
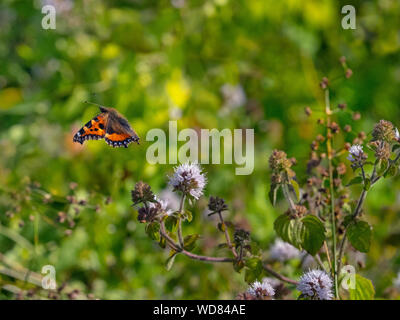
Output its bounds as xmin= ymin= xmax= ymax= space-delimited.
xmin=363 ymin=178 xmax=371 ymax=191
xmin=290 ymin=179 xmax=300 ymax=201
xmin=377 ymin=159 xmax=388 ymax=176
xmin=165 ymin=216 xmax=178 ymax=232
xmin=298 ymin=215 xmax=326 ymax=256
xmin=244 ymin=257 xmax=263 ymax=277
xmin=183 ymin=234 xmax=200 ymax=251
xmin=145 ymin=222 xmax=160 ymax=241
xmin=158 ymin=236 xmax=166 ymax=249
xmin=274 ymin=214 xmax=325 ymax=255
xmin=233 ymin=260 xmax=245 ymax=273
xmin=349 ymin=274 xmax=375 ymax=300
xmin=392 ymin=144 xmax=400 ymax=152
xmin=183 ymin=210 xmax=193 ymax=222
xmin=346 ymin=176 xmax=363 ymax=187
xmin=384 ymin=164 xmax=397 ymax=178
xmin=165 ymin=251 xmax=178 ymax=271
xmin=244 ymin=268 xmax=258 ymax=284
xmin=347 ymin=221 xmax=372 ymax=252
xmin=274 ymin=214 xmax=297 ymax=245
xmin=268 ymin=184 xmax=279 ymax=206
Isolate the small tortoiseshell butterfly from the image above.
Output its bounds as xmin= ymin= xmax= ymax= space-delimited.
xmin=73 ymin=103 xmax=140 ymax=148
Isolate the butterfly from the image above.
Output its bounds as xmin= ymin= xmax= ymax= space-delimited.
xmin=73 ymin=103 xmax=140 ymax=148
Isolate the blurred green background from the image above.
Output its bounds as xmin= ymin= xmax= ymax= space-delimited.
xmin=0 ymin=0 xmax=399 ymax=299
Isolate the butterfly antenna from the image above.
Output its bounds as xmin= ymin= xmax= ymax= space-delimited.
xmin=84 ymin=101 xmax=103 ymax=107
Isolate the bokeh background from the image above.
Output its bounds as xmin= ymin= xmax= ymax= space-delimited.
xmin=0 ymin=0 xmax=400 ymax=299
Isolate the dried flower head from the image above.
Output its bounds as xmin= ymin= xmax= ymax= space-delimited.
xmin=287 ymin=204 xmax=308 ymax=218
xmin=269 ymin=238 xmax=301 ymax=262
xmin=370 ymin=140 xmax=391 ymax=160
xmin=320 ymin=77 xmax=329 ymax=89
xmin=297 ymin=269 xmax=333 ymax=300
xmin=169 ymin=163 xmax=206 ymax=200
xmin=269 ymin=150 xmax=295 ymax=185
xmin=371 ymin=120 xmax=395 ymax=142
xmin=208 ymin=196 xmax=228 ymax=214
xmin=246 ymin=280 xmax=275 ymax=299
xmin=234 ymin=228 xmax=250 ymax=248
xmin=131 ymin=181 xmax=155 ymax=206
xmin=137 ymin=205 xmax=160 ymax=223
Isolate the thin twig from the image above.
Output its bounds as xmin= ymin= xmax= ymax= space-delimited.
xmin=263 ymin=264 xmax=299 ymax=285
xmin=177 ymin=194 xmax=186 ymax=249
xmin=323 ymin=241 xmax=333 ymax=272
xmin=217 ymin=211 xmax=238 ymax=258
xmin=159 ymin=221 xmax=233 ymax=263
xmin=325 ymin=88 xmax=339 ymax=299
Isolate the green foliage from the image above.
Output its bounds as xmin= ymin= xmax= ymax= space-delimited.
xmin=349 ymin=275 xmax=375 ymax=300
xmin=274 ymin=214 xmax=325 ymax=256
xmin=0 ymin=0 xmax=399 ymax=300
xmin=347 ymin=221 xmax=372 ymax=253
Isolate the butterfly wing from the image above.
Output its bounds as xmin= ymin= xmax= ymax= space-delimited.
xmin=73 ymin=113 xmax=107 ymax=144
xmin=104 ymin=114 xmax=140 ymax=148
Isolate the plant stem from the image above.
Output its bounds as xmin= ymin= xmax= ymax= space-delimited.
xmin=160 ymin=221 xmax=299 ymax=284
xmin=159 ymin=221 xmax=233 ymax=263
xmin=217 ymin=211 xmax=238 ymax=258
xmin=282 ymin=183 xmax=296 ymax=212
xmin=323 ymin=241 xmax=333 ymax=272
xmin=324 ymin=88 xmax=339 ymax=299
xmin=177 ymin=194 xmax=186 ymax=249
xmin=263 ymin=264 xmax=299 ymax=285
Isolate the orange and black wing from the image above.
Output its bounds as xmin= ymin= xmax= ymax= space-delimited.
xmin=73 ymin=113 xmax=107 ymax=144
xmin=104 ymin=115 xmax=140 ymax=148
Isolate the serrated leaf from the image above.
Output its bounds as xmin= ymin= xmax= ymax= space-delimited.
xmin=274 ymin=214 xmax=325 ymax=255
xmin=346 ymin=176 xmax=363 ymax=187
xmin=159 ymin=236 xmax=166 ymax=249
xmin=347 ymin=221 xmax=372 ymax=252
xmin=183 ymin=234 xmax=200 ymax=251
xmin=384 ymin=164 xmax=397 ymax=178
xmin=349 ymin=274 xmax=375 ymax=300
xmin=145 ymin=222 xmax=160 ymax=241
xmin=298 ymin=215 xmax=326 ymax=256
xmin=244 ymin=268 xmax=258 ymax=284
xmin=290 ymin=179 xmax=300 ymax=201
xmin=274 ymin=214 xmax=297 ymax=245
xmin=165 ymin=251 xmax=178 ymax=271
xmin=165 ymin=216 xmax=178 ymax=232
xmin=244 ymin=257 xmax=263 ymax=277
xmin=183 ymin=210 xmax=193 ymax=222
xmin=233 ymin=260 xmax=245 ymax=273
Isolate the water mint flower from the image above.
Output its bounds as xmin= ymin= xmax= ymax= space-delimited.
xmin=246 ymin=280 xmax=275 ymax=299
xmin=168 ymin=163 xmax=206 ymax=200
xmin=297 ymin=269 xmax=333 ymax=300
xmin=347 ymin=144 xmax=367 ymax=167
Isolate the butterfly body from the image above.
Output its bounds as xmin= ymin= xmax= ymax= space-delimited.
xmin=73 ymin=106 xmax=140 ymax=148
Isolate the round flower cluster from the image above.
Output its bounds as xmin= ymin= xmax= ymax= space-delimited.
xmin=246 ymin=280 xmax=275 ymax=299
xmin=168 ymin=163 xmax=206 ymax=200
xmin=297 ymin=269 xmax=333 ymax=300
